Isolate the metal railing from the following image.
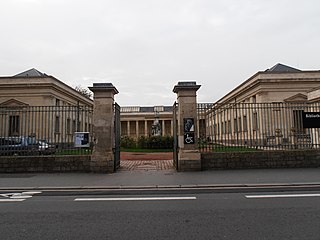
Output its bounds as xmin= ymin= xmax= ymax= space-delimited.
xmin=197 ymin=102 xmax=320 ymax=152
xmin=0 ymin=105 xmax=93 ymax=156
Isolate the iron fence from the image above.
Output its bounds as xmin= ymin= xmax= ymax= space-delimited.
xmin=197 ymin=102 xmax=320 ymax=152
xmin=0 ymin=105 xmax=93 ymax=156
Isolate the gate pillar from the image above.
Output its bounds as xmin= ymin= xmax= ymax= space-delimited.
xmin=89 ymin=83 xmax=119 ymax=173
xmin=173 ymin=81 xmax=201 ymax=171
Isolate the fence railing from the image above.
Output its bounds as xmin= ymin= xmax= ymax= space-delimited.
xmin=0 ymin=105 xmax=93 ymax=156
xmin=197 ymin=102 xmax=320 ymax=152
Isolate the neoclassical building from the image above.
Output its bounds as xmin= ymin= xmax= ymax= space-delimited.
xmin=0 ymin=69 xmax=94 ymax=143
xmin=1 ymin=64 xmax=320 ymax=145
xmin=216 ymin=63 xmax=320 ymax=104
xmin=202 ymin=63 xmax=320 ymax=149
xmin=120 ymin=106 xmax=174 ymax=138
xmin=0 ymin=68 xmax=94 ymax=107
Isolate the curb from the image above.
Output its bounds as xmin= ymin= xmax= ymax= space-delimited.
xmin=1 ymin=182 xmax=320 ymax=193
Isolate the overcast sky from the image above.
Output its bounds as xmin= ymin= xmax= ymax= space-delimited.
xmin=1 ymin=0 xmax=320 ymax=106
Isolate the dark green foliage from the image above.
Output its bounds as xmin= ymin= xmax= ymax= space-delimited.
xmin=121 ymin=135 xmax=174 ymax=149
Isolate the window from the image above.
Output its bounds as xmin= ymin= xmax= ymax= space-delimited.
xmin=243 ymin=116 xmax=248 ymax=131
xmin=293 ymin=110 xmax=304 ymax=133
xmin=234 ymin=118 xmax=238 ymax=133
xmin=253 ymin=113 xmax=258 ymax=130
xmin=55 ymin=116 xmax=60 ymax=133
xmin=56 ymin=99 xmax=60 ymax=106
xmin=9 ymin=116 xmax=20 ymax=136
xmin=238 ymin=117 xmax=242 ymax=132
xmin=67 ymin=119 xmax=71 ymax=134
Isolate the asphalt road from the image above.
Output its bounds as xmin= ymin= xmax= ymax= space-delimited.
xmin=1 ymin=190 xmax=320 ymax=240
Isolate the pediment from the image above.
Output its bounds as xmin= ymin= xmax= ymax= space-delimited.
xmin=284 ymin=93 xmax=307 ymax=103
xmin=0 ymin=99 xmax=29 ymax=107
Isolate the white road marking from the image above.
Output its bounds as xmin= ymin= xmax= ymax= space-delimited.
xmin=0 ymin=199 xmax=26 ymax=202
xmin=74 ymin=196 xmax=197 ymax=201
xmin=246 ymin=193 xmax=320 ymax=199
xmin=0 ymin=191 xmax=42 ymax=202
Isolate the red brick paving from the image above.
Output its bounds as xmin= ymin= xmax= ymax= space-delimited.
xmin=120 ymin=152 xmax=174 ymax=171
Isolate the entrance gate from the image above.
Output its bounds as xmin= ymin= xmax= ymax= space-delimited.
xmin=173 ymin=102 xmax=178 ymax=170
xmin=114 ymin=102 xmax=121 ymax=171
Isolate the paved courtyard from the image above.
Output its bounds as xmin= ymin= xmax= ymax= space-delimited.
xmin=120 ymin=152 xmax=174 ymax=171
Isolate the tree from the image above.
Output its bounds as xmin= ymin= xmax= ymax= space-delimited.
xmin=74 ymin=85 xmax=93 ymax=99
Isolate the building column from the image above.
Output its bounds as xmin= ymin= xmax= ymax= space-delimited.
xmin=136 ymin=121 xmax=139 ymax=138
xmin=162 ymin=120 xmax=165 ymax=136
xmin=89 ymin=83 xmax=119 ymax=173
xmin=144 ymin=120 xmax=148 ymax=136
xmin=173 ymin=81 xmax=201 ymax=171
xmin=170 ymin=120 xmax=174 ymax=136
xmin=127 ymin=121 xmax=130 ymax=137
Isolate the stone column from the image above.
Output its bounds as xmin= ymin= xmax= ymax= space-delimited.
xmin=144 ymin=120 xmax=148 ymax=136
xmin=127 ymin=121 xmax=130 ymax=137
xmin=162 ymin=120 xmax=165 ymax=136
xmin=173 ymin=81 xmax=201 ymax=171
xmin=89 ymin=83 xmax=119 ymax=173
xmin=136 ymin=121 xmax=139 ymax=138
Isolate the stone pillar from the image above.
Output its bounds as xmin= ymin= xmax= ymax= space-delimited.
xmin=173 ymin=81 xmax=201 ymax=171
xmin=127 ymin=121 xmax=130 ymax=137
xmin=162 ymin=120 xmax=165 ymax=136
xmin=144 ymin=120 xmax=148 ymax=136
xmin=136 ymin=121 xmax=139 ymax=138
xmin=89 ymin=83 xmax=119 ymax=173
xmin=171 ymin=120 xmax=174 ymax=136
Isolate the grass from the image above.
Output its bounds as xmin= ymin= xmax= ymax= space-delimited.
xmin=212 ymin=146 xmax=259 ymax=152
xmin=55 ymin=149 xmax=92 ymax=155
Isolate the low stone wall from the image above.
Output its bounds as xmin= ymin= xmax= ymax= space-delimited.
xmin=0 ymin=155 xmax=91 ymax=173
xmin=201 ymin=150 xmax=320 ymax=170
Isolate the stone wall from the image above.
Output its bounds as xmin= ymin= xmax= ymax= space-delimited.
xmin=0 ymin=155 xmax=91 ymax=173
xmin=201 ymin=150 xmax=320 ymax=170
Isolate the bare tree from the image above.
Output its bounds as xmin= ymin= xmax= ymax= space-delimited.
xmin=74 ymin=85 xmax=93 ymax=99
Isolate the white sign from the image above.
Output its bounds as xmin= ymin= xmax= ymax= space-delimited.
xmin=74 ymin=132 xmax=90 ymax=147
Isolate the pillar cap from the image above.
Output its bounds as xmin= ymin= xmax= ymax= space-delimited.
xmin=173 ymin=81 xmax=201 ymax=93
xmin=89 ymin=83 xmax=119 ymax=94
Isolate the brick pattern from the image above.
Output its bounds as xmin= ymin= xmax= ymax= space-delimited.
xmin=120 ymin=160 xmax=174 ymax=171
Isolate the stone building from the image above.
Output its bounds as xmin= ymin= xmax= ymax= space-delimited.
xmin=204 ymin=63 xmax=320 ymax=148
xmin=0 ymin=69 xmax=93 ymax=143
xmin=120 ymin=106 xmax=174 ymax=138
xmin=216 ymin=63 xmax=320 ymax=104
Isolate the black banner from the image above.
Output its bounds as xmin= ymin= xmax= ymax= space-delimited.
xmin=303 ymin=112 xmax=320 ymax=128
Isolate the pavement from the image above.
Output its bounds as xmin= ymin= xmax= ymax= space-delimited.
xmin=1 ymin=164 xmax=320 ymax=191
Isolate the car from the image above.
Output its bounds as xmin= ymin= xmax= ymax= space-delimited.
xmin=38 ymin=140 xmax=56 ymax=155
xmin=0 ymin=136 xmax=39 ymax=156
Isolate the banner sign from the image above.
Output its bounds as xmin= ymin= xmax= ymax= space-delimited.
xmin=184 ymin=118 xmax=195 ymax=144
xmin=74 ymin=132 xmax=90 ymax=147
xmin=302 ymin=112 xmax=320 ymax=128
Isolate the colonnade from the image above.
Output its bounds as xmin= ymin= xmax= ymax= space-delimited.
xmin=120 ymin=119 xmax=174 ymax=138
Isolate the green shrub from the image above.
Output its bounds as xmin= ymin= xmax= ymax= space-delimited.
xmin=121 ymin=135 xmax=174 ymax=149
xmin=120 ymin=136 xmax=136 ymax=148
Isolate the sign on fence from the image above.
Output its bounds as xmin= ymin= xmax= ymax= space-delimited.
xmin=184 ymin=118 xmax=195 ymax=144
xmin=303 ymin=112 xmax=320 ymax=128
xmin=74 ymin=132 xmax=90 ymax=147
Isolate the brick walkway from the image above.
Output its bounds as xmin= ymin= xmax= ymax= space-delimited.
xmin=120 ymin=152 xmax=174 ymax=171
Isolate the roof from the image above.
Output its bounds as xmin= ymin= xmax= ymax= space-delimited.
xmin=265 ymin=63 xmax=301 ymax=73
xmin=14 ymin=68 xmax=48 ymax=77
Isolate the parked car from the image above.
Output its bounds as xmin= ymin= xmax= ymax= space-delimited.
xmin=0 ymin=136 xmax=39 ymax=156
xmin=38 ymin=140 xmax=56 ymax=155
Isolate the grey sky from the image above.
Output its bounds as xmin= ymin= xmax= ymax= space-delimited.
xmin=1 ymin=0 xmax=320 ymax=105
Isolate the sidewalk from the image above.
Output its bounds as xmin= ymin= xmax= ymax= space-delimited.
xmin=1 ymin=167 xmax=320 ymax=190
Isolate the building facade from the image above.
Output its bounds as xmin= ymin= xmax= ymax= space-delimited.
xmin=202 ymin=63 xmax=320 ymax=149
xmin=0 ymin=69 xmax=94 ymax=144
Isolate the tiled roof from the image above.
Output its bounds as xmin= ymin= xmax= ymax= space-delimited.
xmin=266 ymin=63 xmax=301 ymax=73
xmin=14 ymin=68 xmax=47 ymax=77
